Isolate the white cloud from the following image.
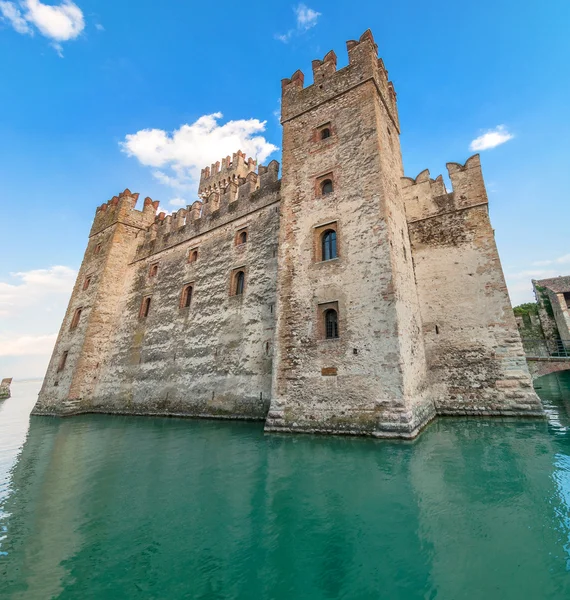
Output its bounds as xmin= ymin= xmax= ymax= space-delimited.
xmin=94 ymin=22 xmax=103 ymax=31
xmin=168 ymin=197 xmax=187 ymax=207
xmin=120 ymin=112 xmax=278 ymax=197
xmin=0 ymin=266 xmax=76 ymax=377
xmin=0 ymin=0 xmax=84 ymax=55
xmin=0 ymin=1 xmax=32 ymax=34
xmin=276 ymin=3 xmax=321 ymax=43
xmin=295 ymin=3 xmax=320 ymax=30
xmin=0 ymin=333 xmax=57 ymax=357
xmin=0 ymin=265 xmax=76 ymax=318
xmin=532 ymin=253 xmax=570 ymax=267
xmin=505 ymin=268 xmax=561 ymax=305
xmin=469 ymin=125 xmax=514 ymax=151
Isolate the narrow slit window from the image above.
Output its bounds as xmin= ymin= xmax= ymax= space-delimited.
xmin=70 ymin=308 xmax=82 ymax=329
xmin=188 ymin=249 xmax=198 ymax=263
xmin=149 ymin=263 xmax=159 ymax=278
xmin=235 ymin=271 xmax=245 ymax=296
xmin=181 ymin=285 xmax=193 ymax=308
xmin=83 ymin=277 xmax=91 ymax=291
xmin=57 ymin=351 xmax=69 ymax=372
xmin=140 ymin=297 xmax=152 ymax=318
xmin=321 ymin=179 xmax=333 ymax=195
xmin=94 ymin=243 xmax=102 ymax=255
xmin=325 ymin=309 xmax=339 ymax=339
xmin=321 ymin=230 xmax=337 ymax=261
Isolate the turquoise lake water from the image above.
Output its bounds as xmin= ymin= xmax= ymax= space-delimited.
xmin=2 ymin=376 xmax=570 ymax=599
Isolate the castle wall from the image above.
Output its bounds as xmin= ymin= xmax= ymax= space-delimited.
xmin=34 ymin=27 xmax=544 ymax=435
xmin=36 ymin=168 xmax=281 ymax=420
xmin=403 ymin=156 xmax=542 ymax=416
xmin=35 ymin=192 xmax=157 ymax=413
xmin=267 ymin=31 xmax=434 ymax=438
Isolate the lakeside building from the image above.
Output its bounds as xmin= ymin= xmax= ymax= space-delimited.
xmin=34 ymin=30 xmax=542 ymax=438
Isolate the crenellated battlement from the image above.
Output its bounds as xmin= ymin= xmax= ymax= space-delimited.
xmin=198 ymin=150 xmax=257 ymax=198
xmin=137 ymin=159 xmax=280 ymax=259
xmin=401 ymin=154 xmax=487 ymax=223
xmin=91 ymin=189 xmax=160 ymax=237
xmin=280 ymin=29 xmax=399 ymax=130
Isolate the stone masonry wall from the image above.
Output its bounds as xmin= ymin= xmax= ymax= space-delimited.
xmin=35 ymin=191 xmax=157 ymax=414
xmin=35 ymin=166 xmax=281 ymax=419
xmin=403 ymin=156 xmax=542 ymax=417
xmin=267 ymin=31 xmax=435 ymax=438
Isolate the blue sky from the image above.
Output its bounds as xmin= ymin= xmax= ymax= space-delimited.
xmin=1 ymin=0 xmax=569 ymax=378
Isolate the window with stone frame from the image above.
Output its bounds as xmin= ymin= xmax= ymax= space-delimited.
xmin=180 ymin=283 xmax=194 ymax=309
xmin=235 ymin=227 xmax=248 ymax=246
xmin=317 ymin=301 xmax=340 ymax=340
xmin=70 ymin=308 xmax=83 ymax=330
xmin=316 ymin=122 xmax=333 ymax=142
xmin=139 ymin=296 xmax=152 ymax=318
xmin=83 ymin=276 xmax=92 ymax=291
xmin=149 ymin=263 xmax=159 ymax=278
xmin=316 ymin=172 xmax=335 ymax=197
xmin=188 ymin=248 xmax=199 ymax=263
xmin=313 ymin=221 xmax=339 ymax=263
xmin=231 ymin=268 xmax=246 ymax=296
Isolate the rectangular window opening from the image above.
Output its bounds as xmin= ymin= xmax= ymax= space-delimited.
xmin=57 ymin=351 xmax=69 ymax=372
xmin=70 ymin=308 xmax=82 ymax=329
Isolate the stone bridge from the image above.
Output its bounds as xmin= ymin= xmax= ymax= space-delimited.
xmin=526 ymin=357 xmax=570 ymax=380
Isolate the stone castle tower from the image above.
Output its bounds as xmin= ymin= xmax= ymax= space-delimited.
xmin=35 ymin=30 xmax=543 ymax=437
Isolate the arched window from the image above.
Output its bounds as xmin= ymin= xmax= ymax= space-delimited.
xmin=325 ymin=309 xmax=338 ymax=339
xmin=321 ymin=229 xmax=337 ymax=261
xmin=321 ymin=128 xmax=331 ymax=140
xmin=235 ymin=271 xmax=245 ymax=295
xmin=149 ymin=263 xmax=158 ymax=277
xmin=181 ymin=285 xmax=193 ymax=308
xmin=321 ymin=179 xmax=333 ymax=195
xmin=188 ymin=249 xmax=198 ymax=263
xmin=238 ymin=230 xmax=247 ymax=245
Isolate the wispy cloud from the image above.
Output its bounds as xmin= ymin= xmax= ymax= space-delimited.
xmin=532 ymin=253 xmax=570 ymax=267
xmin=120 ymin=112 xmax=278 ymax=198
xmin=0 ymin=333 xmax=57 ymax=357
xmin=0 ymin=0 xmax=85 ymax=56
xmin=469 ymin=125 xmax=514 ymax=151
xmin=0 ymin=1 xmax=32 ymax=34
xmin=276 ymin=3 xmax=321 ymax=43
xmin=0 ymin=265 xmax=76 ymax=318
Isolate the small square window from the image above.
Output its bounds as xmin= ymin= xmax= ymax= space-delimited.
xmin=316 ymin=122 xmax=333 ymax=142
xmin=315 ymin=173 xmax=334 ymax=197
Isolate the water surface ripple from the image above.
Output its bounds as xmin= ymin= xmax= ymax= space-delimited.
xmin=2 ymin=376 xmax=570 ymax=599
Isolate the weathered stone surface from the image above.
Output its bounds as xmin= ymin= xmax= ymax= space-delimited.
xmin=34 ymin=28 xmax=543 ymax=436
xmin=0 ymin=378 xmax=11 ymax=400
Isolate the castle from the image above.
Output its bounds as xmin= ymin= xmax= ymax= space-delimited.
xmin=34 ymin=30 xmax=543 ymax=438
